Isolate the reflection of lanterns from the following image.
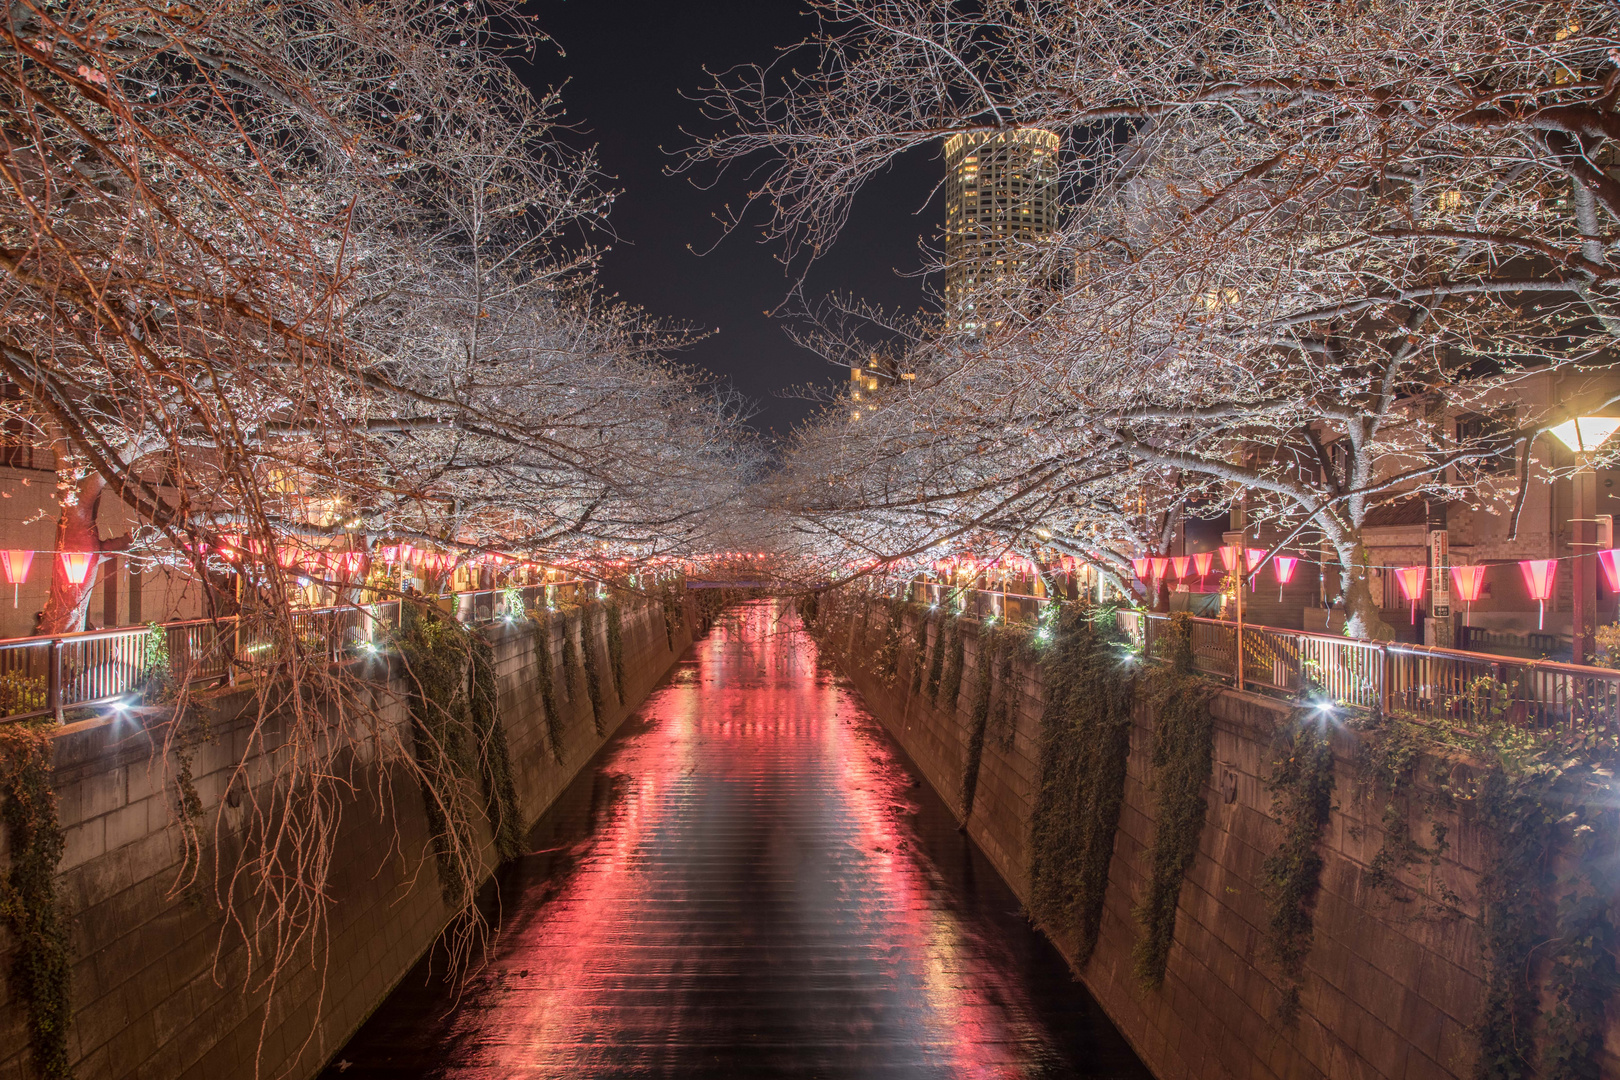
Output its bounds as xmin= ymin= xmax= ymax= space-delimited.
xmin=1394 ymin=565 xmax=1426 ymax=625
xmin=1520 ymin=559 xmax=1558 ymax=630
xmin=1273 ymin=556 xmax=1298 ymax=601
xmin=0 ymin=550 xmax=31 ymax=608
xmin=59 ymin=551 xmax=95 ymax=586
xmin=1171 ymin=555 xmax=1190 ymax=580
xmin=1450 ymin=564 xmax=1486 ymax=626
xmin=1191 ymin=551 xmax=1215 ymax=591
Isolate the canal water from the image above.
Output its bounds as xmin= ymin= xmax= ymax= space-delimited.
xmin=324 ymin=601 xmax=1150 ymax=1079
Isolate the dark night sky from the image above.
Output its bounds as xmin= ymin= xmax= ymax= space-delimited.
xmin=515 ymin=0 xmax=942 ymax=438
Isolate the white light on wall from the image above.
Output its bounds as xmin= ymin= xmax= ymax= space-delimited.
xmin=1548 ymin=416 xmax=1620 ymax=454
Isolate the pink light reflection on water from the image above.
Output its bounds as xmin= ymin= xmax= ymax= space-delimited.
xmin=402 ymin=602 xmax=1078 ymax=1077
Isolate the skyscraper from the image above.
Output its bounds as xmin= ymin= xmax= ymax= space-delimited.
xmin=942 ymin=129 xmax=1060 ymax=331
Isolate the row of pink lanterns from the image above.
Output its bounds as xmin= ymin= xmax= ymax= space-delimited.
xmin=1133 ymin=548 xmax=1620 ymax=630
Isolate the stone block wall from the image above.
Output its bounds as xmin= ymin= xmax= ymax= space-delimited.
xmin=0 ymin=591 xmax=697 ymax=1080
xmin=829 ymin=599 xmax=1536 ymax=1080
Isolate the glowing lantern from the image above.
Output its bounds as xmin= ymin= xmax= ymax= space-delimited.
xmin=59 ymin=551 xmax=95 ymax=586
xmin=1191 ymin=551 xmax=1215 ymax=591
xmin=1170 ymin=555 xmax=1190 ymax=581
xmin=1394 ymin=565 xmax=1427 ymax=625
xmin=1132 ymin=557 xmax=1151 ymax=581
xmin=0 ymin=550 xmax=31 ymax=608
xmin=380 ymin=544 xmax=401 ymax=565
xmin=1273 ymin=556 xmax=1298 ymax=601
xmin=1219 ymin=545 xmax=1241 ymax=573
xmin=1519 ymin=559 xmax=1558 ymax=630
xmin=1599 ymin=549 xmax=1620 ymax=593
xmin=1150 ymin=556 xmax=1169 ymax=580
xmin=1450 ymin=564 xmax=1486 ymax=626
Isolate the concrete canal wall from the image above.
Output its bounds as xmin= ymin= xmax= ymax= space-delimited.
xmin=826 ymin=597 xmax=1593 ymax=1080
xmin=0 ymin=592 xmax=701 ymax=1080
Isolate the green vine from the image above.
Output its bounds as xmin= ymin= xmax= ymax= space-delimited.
xmin=605 ymin=598 xmax=626 ymax=701
xmin=660 ymin=583 xmax=681 ymax=648
xmin=937 ymin=617 xmax=965 ymax=711
xmin=986 ymin=639 xmax=1018 ymax=753
xmin=0 ymin=721 xmax=72 ymax=1080
xmin=524 ymin=609 xmax=565 ymax=762
xmin=909 ymin=607 xmax=931 ymax=699
xmin=470 ymin=632 xmax=523 ymax=862
xmin=560 ymin=608 xmax=584 ymax=743
xmin=396 ymin=603 xmax=522 ymax=901
xmin=959 ymin=623 xmax=999 ymax=818
xmin=923 ymin=611 xmax=947 ymax=701
xmin=1131 ymin=614 xmax=1219 ymax=989
xmin=580 ymin=604 xmax=608 ymax=735
xmin=1352 ymin=709 xmax=1454 ymax=905
xmin=799 ymin=590 xmax=818 ymax=629
xmin=1260 ymin=704 xmax=1337 ymax=1024
xmin=1027 ymin=604 xmax=1136 ymax=967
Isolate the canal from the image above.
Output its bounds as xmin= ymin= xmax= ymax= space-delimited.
xmin=323 ymin=601 xmax=1150 ymax=1078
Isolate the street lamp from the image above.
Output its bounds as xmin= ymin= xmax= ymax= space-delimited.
xmin=1547 ymin=416 xmax=1620 ymax=663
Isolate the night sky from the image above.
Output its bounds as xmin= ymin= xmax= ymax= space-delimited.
xmin=516 ymin=0 xmax=942 ymax=438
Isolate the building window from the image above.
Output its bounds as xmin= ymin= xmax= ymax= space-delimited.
xmin=1456 ymin=410 xmax=1518 ymax=476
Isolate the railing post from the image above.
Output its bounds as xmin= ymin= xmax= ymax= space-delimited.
xmin=49 ymin=638 xmax=62 ymax=723
xmin=1379 ymin=643 xmax=1390 ymax=716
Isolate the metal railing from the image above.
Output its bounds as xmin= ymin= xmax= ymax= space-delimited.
xmin=906 ymin=580 xmax=1047 ymax=624
xmin=1115 ymin=610 xmax=1620 ymax=730
xmin=0 ymin=581 xmax=603 ymax=725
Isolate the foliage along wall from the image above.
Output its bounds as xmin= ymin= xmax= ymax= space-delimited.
xmin=812 ymin=590 xmax=1620 ymax=1080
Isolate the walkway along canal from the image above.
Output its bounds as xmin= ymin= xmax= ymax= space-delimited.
xmin=323 ymin=600 xmax=1149 ymax=1078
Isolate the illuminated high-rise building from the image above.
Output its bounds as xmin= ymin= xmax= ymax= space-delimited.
xmin=942 ymin=129 xmax=1060 ymax=331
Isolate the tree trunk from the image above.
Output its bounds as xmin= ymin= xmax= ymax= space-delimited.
xmin=38 ymin=473 xmax=107 ymax=635
xmin=1337 ymin=539 xmax=1394 ymax=642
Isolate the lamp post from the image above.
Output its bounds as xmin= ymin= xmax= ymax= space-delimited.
xmin=1548 ymin=416 xmax=1620 ymax=664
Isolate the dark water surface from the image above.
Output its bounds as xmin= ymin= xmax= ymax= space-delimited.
xmin=323 ymin=602 xmax=1151 ymax=1079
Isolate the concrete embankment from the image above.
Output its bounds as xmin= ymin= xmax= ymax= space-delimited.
xmin=0 ymin=591 xmax=704 ymax=1080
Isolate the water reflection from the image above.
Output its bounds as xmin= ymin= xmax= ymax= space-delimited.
xmin=325 ymin=601 xmax=1150 ymax=1079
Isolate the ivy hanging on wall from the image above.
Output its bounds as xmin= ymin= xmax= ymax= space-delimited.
xmin=938 ymin=618 xmax=966 ymax=713
xmin=470 ymin=632 xmax=523 ymax=863
xmin=1260 ymin=705 xmax=1336 ymax=1023
xmin=960 ymin=623 xmax=998 ymax=819
xmin=0 ymin=721 xmax=72 ymax=1080
xmin=1027 ymin=604 xmax=1136 ymax=967
xmin=580 ymin=604 xmax=608 ymax=736
xmin=604 ymin=598 xmax=626 ymax=702
xmin=799 ymin=590 xmax=819 ymax=630
xmin=909 ymin=607 xmax=931 ymax=699
xmin=1131 ymin=614 xmax=1220 ymax=989
xmin=986 ymin=640 xmax=1019 ymax=753
xmin=525 ymin=609 xmax=565 ymax=763
xmin=923 ymin=612 xmax=947 ymax=702
xmin=560 ymin=609 xmax=585 ymax=741
xmin=397 ymin=603 xmax=523 ymax=901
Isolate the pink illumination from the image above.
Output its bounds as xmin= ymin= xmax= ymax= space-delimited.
xmin=1273 ymin=556 xmax=1298 ymax=601
xmin=1395 ymin=565 xmax=1426 ymax=625
xmin=1450 ymin=564 xmax=1486 ymax=626
xmin=1171 ymin=555 xmax=1191 ymax=580
xmin=1600 ymin=549 xmax=1620 ymax=593
xmin=1150 ymin=556 xmax=1169 ymax=580
xmin=0 ymin=550 xmax=31 ymax=608
xmin=1191 ymin=551 xmax=1215 ymax=591
xmin=1520 ymin=559 xmax=1558 ymax=630
xmin=1132 ymin=557 xmax=1151 ymax=580
xmin=59 ymin=551 xmax=94 ymax=586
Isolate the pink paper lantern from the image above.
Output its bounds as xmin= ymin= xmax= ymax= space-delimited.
xmin=1599 ymin=549 xmax=1620 ymax=593
xmin=0 ymin=549 xmax=31 ymax=608
xmin=1450 ymin=564 xmax=1486 ymax=626
xmin=1171 ymin=555 xmax=1191 ymax=580
xmin=1150 ymin=556 xmax=1169 ymax=580
xmin=1395 ymin=565 xmax=1427 ymax=625
xmin=1273 ymin=556 xmax=1298 ymax=601
xmin=1520 ymin=559 xmax=1558 ymax=630
xmin=1132 ymin=557 xmax=1152 ymax=580
xmin=1219 ymin=545 xmax=1241 ymax=573
xmin=1191 ymin=551 xmax=1215 ymax=591
xmin=59 ymin=551 xmax=94 ymax=586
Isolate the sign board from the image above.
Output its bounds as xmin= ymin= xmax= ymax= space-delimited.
xmin=1429 ymin=530 xmax=1450 ymax=618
